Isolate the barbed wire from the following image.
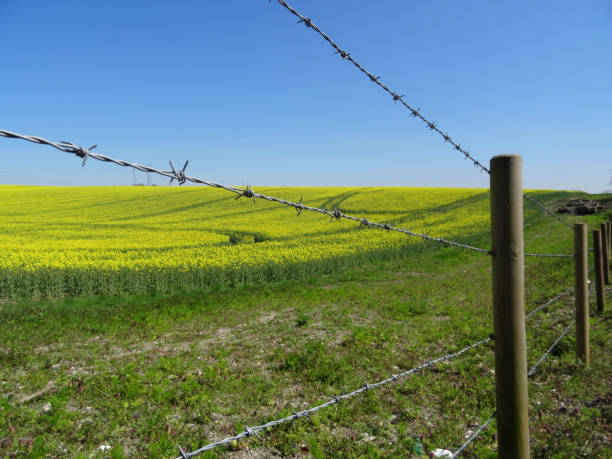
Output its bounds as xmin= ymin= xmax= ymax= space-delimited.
xmin=173 ymin=336 xmax=492 ymax=458
xmin=528 ymin=322 xmax=573 ymax=378
xmin=0 ymin=128 xmax=491 ymax=254
xmin=272 ymin=0 xmax=490 ymax=175
xmin=525 ymin=288 xmax=572 ymax=321
xmin=523 ymin=193 xmax=573 ymax=229
xmin=453 ymin=415 xmax=495 ymax=457
xmin=525 ymin=252 xmax=573 ymax=258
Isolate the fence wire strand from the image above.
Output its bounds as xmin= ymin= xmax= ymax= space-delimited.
xmin=272 ymin=0 xmax=490 ymax=175
xmin=525 ymin=252 xmax=573 ymax=258
xmin=528 ymin=322 xmax=573 ymax=378
xmin=525 ymin=288 xmax=572 ymax=321
xmin=0 ymin=128 xmax=491 ymax=254
xmin=174 ymin=336 xmax=492 ymax=458
xmin=453 ymin=415 xmax=495 ymax=457
xmin=523 ymin=193 xmax=573 ymax=229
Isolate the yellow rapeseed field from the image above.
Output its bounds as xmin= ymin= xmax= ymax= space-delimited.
xmin=0 ymin=185 xmax=490 ymax=296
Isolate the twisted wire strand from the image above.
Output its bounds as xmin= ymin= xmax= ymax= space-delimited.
xmin=0 ymin=129 xmax=491 ymax=254
xmin=272 ymin=0 xmax=490 ymax=175
xmin=525 ymin=288 xmax=572 ymax=321
xmin=528 ymin=322 xmax=573 ymax=378
xmin=174 ymin=336 xmax=492 ymax=458
xmin=523 ymin=193 xmax=573 ymax=229
xmin=525 ymin=252 xmax=573 ymax=258
xmin=453 ymin=415 xmax=495 ymax=457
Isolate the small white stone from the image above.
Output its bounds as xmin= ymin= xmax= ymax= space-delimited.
xmin=42 ymin=402 xmax=52 ymax=413
xmin=433 ymin=448 xmax=454 ymax=458
xmin=98 ymin=444 xmax=112 ymax=451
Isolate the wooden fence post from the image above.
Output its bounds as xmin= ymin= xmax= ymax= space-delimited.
xmin=574 ymin=223 xmax=589 ymax=365
xmin=593 ymin=229 xmax=605 ymax=313
xmin=608 ymin=221 xmax=612 ymax=266
xmin=602 ymin=223 xmax=610 ymax=284
xmin=490 ymin=154 xmax=529 ymax=459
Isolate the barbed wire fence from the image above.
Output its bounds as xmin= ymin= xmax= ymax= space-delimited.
xmin=1 ymin=0 xmax=607 ymax=458
xmin=0 ymin=128 xmax=593 ymax=458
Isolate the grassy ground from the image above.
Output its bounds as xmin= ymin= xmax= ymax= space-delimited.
xmin=0 ymin=193 xmax=610 ymax=458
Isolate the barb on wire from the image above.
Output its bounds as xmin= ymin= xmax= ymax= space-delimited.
xmin=523 ymin=193 xmax=572 ymax=229
xmin=172 ymin=336 xmax=492 ymax=458
xmin=0 ymin=129 xmax=491 ymax=254
xmin=525 ymin=288 xmax=572 ymax=321
xmin=272 ymin=0 xmax=490 ymax=175
xmin=169 ymin=160 xmax=189 ymax=185
xmin=453 ymin=415 xmax=495 ymax=457
xmin=528 ymin=323 xmax=573 ymax=378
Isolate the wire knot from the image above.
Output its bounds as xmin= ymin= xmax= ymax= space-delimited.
xmin=336 ymin=49 xmax=350 ymax=59
xmin=295 ymin=196 xmax=304 ymax=215
xmin=383 ymin=223 xmax=391 ymax=232
xmin=236 ymin=185 xmax=256 ymax=203
xmin=169 ymin=160 xmax=189 ymax=185
xmin=298 ymin=17 xmax=313 ymax=27
xmin=244 ymin=425 xmax=262 ymax=440
xmin=392 ymin=93 xmax=405 ymax=102
xmin=410 ymin=108 xmax=421 ymax=117
xmin=332 ymin=208 xmax=342 ymax=221
xmin=427 ymin=121 xmax=437 ymax=130
xmin=361 ymin=217 xmax=370 ymax=227
xmin=60 ymin=141 xmax=97 ymax=167
xmin=369 ymin=75 xmax=381 ymax=82
xmin=363 ymin=383 xmax=373 ymax=391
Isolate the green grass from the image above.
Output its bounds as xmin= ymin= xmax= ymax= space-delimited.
xmin=0 ymin=192 xmax=610 ymax=458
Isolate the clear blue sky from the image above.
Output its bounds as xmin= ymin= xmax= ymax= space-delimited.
xmin=1 ymin=0 xmax=610 ymax=192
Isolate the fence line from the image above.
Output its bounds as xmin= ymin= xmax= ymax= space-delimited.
xmin=272 ymin=0 xmax=490 ymax=175
xmin=1 ymin=128 xmax=589 ymax=457
xmin=0 ymin=128 xmax=492 ymax=254
xmin=173 ymin=336 xmax=492 ymax=458
xmin=1 ymin=5 xmax=599 ymax=455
